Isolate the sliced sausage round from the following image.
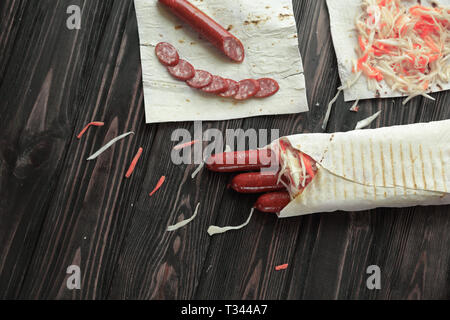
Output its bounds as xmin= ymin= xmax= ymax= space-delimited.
xmin=167 ymin=59 xmax=195 ymax=81
xmin=223 ymin=37 xmax=245 ymax=63
xmin=155 ymin=42 xmax=180 ymax=67
xmin=186 ymin=70 xmax=213 ymax=89
xmin=201 ymin=76 xmax=229 ymax=94
xmin=219 ymin=79 xmax=240 ymax=98
xmin=255 ymin=78 xmax=280 ymax=98
xmin=234 ymin=79 xmax=261 ymax=100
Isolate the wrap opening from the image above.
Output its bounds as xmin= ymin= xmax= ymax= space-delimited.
xmin=273 ymin=138 xmax=319 ymax=200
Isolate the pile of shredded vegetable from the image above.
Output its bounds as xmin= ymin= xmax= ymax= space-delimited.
xmin=354 ymin=0 xmax=450 ymax=103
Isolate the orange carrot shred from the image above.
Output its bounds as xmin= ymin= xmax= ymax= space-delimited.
xmin=299 ymin=152 xmax=316 ymax=180
xmin=150 ymin=176 xmax=166 ymax=197
xmin=77 ymin=122 xmax=105 ymax=139
xmin=358 ymin=36 xmax=366 ymax=52
xmin=173 ymin=140 xmax=200 ymax=150
xmin=125 ymin=147 xmax=144 ymax=179
xmin=275 ymin=264 xmax=289 ymax=271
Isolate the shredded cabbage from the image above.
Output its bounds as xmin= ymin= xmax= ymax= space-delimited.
xmin=274 ymin=139 xmax=316 ymax=199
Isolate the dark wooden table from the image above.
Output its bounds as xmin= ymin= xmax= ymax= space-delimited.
xmin=1 ymin=0 xmax=449 ymax=300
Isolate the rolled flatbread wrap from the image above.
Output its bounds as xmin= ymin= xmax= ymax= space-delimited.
xmin=271 ymin=120 xmax=450 ymax=218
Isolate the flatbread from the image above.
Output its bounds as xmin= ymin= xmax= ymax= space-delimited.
xmin=326 ymin=0 xmax=450 ymax=102
xmin=134 ymin=0 xmax=309 ymax=123
xmin=274 ymin=120 xmax=450 ymax=217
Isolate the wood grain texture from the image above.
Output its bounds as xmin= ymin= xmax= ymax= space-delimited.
xmin=0 ymin=0 xmax=449 ymax=300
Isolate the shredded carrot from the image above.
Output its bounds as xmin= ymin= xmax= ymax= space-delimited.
xmin=353 ymin=0 xmax=449 ymax=102
xmin=149 ymin=176 xmax=166 ymax=196
xmin=275 ymin=264 xmax=289 ymax=271
xmin=358 ymin=36 xmax=367 ymax=52
xmin=357 ymin=53 xmax=369 ymax=71
xmin=125 ymin=147 xmax=144 ymax=179
xmin=77 ymin=122 xmax=105 ymax=139
xmin=298 ymin=152 xmax=316 ymax=181
xmin=173 ymin=140 xmax=200 ymax=150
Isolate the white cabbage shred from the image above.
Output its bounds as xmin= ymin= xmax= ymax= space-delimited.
xmin=355 ymin=110 xmax=382 ymax=129
xmin=167 ymin=203 xmax=201 ymax=232
xmin=207 ymin=208 xmax=254 ymax=236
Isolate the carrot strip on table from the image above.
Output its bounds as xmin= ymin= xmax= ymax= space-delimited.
xmin=275 ymin=264 xmax=289 ymax=271
xmin=173 ymin=140 xmax=200 ymax=150
xmin=77 ymin=122 xmax=105 ymax=139
xmin=125 ymin=147 xmax=144 ymax=179
xmin=150 ymin=176 xmax=166 ymax=196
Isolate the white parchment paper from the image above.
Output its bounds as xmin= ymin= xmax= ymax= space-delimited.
xmin=135 ymin=0 xmax=309 ymax=123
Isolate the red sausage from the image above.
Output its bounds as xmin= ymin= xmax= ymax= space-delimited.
xmin=201 ymin=75 xmax=229 ymax=94
xmin=158 ymin=0 xmax=245 ymax=63
xmin=219 ymin=79 xmax=240 ymax=98
xmin=255 ymin=78 xmax=280 ymax=98
xmin=231 ymin=172 xmax=285 ymax=194
xmin=255 ymin=192 xmax=291 ymax=213
xmin=206 ymin=150 xmax=276 ymax=173
xmin=234 ymin=79 xmax=261 ymax=100
xmin=167 ymin=59 xmax=195 ymax=80
xmin=186 ymin=70 xmax=213 ymax=89
xmin=155 ymin=42 xmax=180 ymax=66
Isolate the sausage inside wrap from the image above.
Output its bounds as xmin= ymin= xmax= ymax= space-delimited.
xmin=272 ymin=120 xmax=450 ymax=218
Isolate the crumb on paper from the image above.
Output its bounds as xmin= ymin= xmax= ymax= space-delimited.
xmin=278 ymin=13 xmax=292 ymax=20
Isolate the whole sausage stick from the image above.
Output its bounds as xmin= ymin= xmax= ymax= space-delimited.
xmin=231 ymin=172 xmax=285 ymax=194
xmin=158 ymin=0 xmax=245 ymax=63
xmin=206 ymin=150 xmax=275 ymax=173
xmin=255 ymin=192 xmax=291 ymax=213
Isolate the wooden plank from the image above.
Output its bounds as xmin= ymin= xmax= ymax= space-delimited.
xmin=107 ymin=118 xmax=253 ymax=299
xmin=0 ymin=0 xmax=118 ymax=298
xmin=13 ymin=0 xmax=155 ymax=299
xmin=0 ymin=0 xmax=28 ymax=86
